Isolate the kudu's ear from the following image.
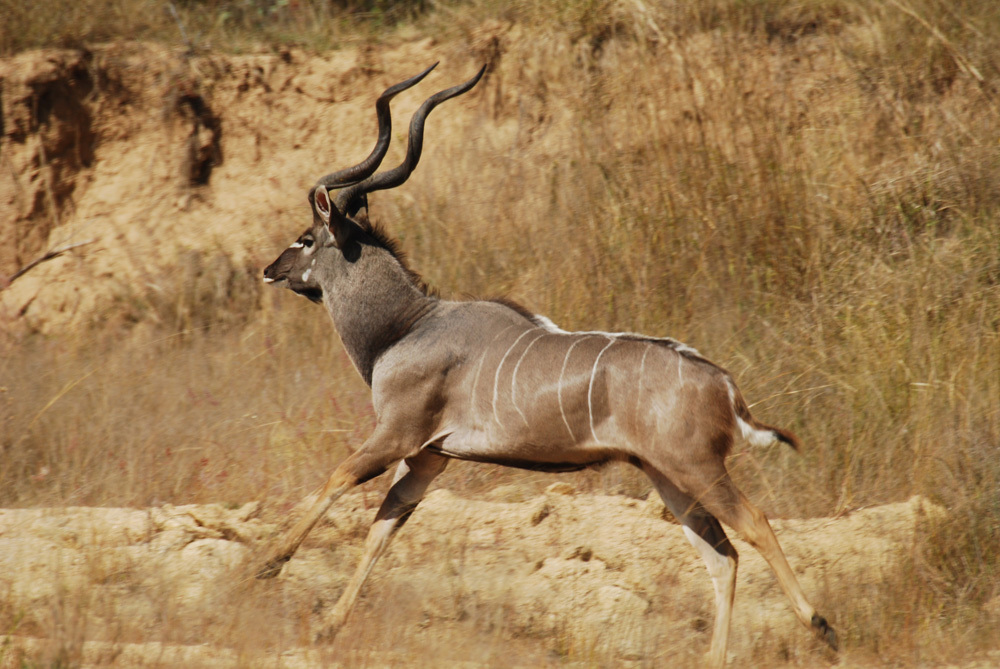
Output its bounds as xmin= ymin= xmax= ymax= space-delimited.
xmin=314 ymin=185 xmax=333 ymax=223
xmin=312 ymin=186 xmax=354 ymax=250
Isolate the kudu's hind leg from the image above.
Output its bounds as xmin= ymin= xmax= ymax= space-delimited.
xmin=317 ymin=450 xmax=447 ymax=641
xmin=257 ymin=433 xmax=413 ymax=579
xmin=685 ymin=468 xmax=839 ymax=652
xmin=645 ymin=467 xmax=738 ymax=668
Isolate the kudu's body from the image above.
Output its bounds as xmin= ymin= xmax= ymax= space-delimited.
xmin=260 ymin=65 xmax=838 ymax=666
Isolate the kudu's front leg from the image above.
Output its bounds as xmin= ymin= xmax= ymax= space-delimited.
xmin=317 ymin=450 xmax=447 ymax=641
xmin=257 ymin=430 xmax=414 ymax=580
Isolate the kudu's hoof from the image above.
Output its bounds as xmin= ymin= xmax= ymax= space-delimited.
xmin=256 ymin=557 xmax=289 ymax=580
xmin=313 ymin=623 xmax=343 ymax=645
xmin=811 ymin=613 xmax=839 ymax=651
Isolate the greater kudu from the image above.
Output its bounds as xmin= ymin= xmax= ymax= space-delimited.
xmin=259 ymin=64 xmax=838 ymax=666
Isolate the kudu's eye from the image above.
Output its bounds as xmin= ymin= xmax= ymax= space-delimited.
xmin=302 ymin=237 xmax=314 ymax=248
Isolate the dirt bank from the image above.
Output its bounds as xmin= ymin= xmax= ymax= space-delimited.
xmin=0 ymin=491 xmax=946 ymax=667
xmin=0 ymin=39 xmax=505 ymax=332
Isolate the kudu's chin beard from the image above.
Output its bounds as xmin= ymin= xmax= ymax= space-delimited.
xmin=262 ymin=276 xmax=324 ymax=303
xmin=295 ymin=286 xmax=324 ymax=303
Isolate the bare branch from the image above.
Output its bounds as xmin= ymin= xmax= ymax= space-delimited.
xmin=2 ymin=239 xmax=97 ymax=290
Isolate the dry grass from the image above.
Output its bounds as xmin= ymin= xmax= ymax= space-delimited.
xmin=1 ymin=0 xmax=999 ymax=665
xmin=0 ymin=0 xmax=428 ymax=55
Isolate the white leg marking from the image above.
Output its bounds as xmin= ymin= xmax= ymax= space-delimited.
xmin=557 ymin=337 xmax=588 ymax=442
xmin=588 ymin=337 xmax=617 ymax=444
xmin=683 ymin=525 xmax=736 ymax=667
xmin=683 ymin=526 xmax=733 ymax=579
xmin=493 ymin=329 xmax=538 ymax=428
xmin=511 ymin=332 xmax=549 ymax=426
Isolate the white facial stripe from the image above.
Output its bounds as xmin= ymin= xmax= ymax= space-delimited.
xmin=302 ymin=268 xmax=312 ymax=282
xmin=588 ymin=338 xmax=616 ymax=444
xmin=289 ymin=242 xmax=304 ymax=249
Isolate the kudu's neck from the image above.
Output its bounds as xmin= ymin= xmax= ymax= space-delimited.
xmin=322 ymin=243 xmax=435 ymax=385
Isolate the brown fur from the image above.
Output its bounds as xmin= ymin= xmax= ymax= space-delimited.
xmin=262 ymin=69 xmax=832 ymax=665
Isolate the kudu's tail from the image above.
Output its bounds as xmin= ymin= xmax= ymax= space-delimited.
xmin=726 ymin=378 xmax=801 ymax=452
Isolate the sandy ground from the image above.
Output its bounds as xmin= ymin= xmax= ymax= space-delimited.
xmin=3 ymin=35 xmax=999 ymax=669
xmin=0 ymin=489 xmax=950 ymax=667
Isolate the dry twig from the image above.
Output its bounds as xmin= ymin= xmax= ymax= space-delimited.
xmin=2 ymin=239 xmax=97 ymax=290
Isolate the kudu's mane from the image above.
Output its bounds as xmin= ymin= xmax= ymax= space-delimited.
xmin=356 ymin=212 xmax=546 ymax=320
xmin=358 ymin=221 xmax=726 ymax=368
xmin=353 ymin=211 xmax=437 ymax=298
xmin=484 ymin=295 xmax=539 ymax=322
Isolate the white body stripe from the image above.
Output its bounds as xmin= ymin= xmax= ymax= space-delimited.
xmin=533 ymin=314 xmax=567 ymax=334
xmin=635 ymin=342 xmax=652 ymax=430
xmin=470 ymin=326 xmax=515 ymax=415
xmin=511 ymin=332 xmax=549 ymax=426
xmin=533 ymin=314 xmax=702 ymax=358
xmin=557 ymin=337 xmax=588 ymax=441
xmin=493 ymin=329 xmax=538 ymax=428
xmin=588 ymin=338 xmax=616 ymax=444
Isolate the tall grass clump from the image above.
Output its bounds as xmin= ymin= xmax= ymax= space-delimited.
xmin=0 ymin=0 xmax=430 ymax=54
xmin=398 ymin=0 xmax=999 ymax=655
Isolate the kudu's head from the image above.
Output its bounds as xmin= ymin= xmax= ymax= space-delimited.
xmin=263 ymin=63 xmax=485 ymax=304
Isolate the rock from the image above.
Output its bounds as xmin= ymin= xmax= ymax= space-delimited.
xmin=545 ymin=482 xmax=576 ymax=496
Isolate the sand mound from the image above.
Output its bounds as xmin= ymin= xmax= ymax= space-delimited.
xmin=0 ymin=491 xmax=943 ymax=667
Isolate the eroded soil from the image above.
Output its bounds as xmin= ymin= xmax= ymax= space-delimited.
xmin=0 ymin=489 xmax=946 ymax=667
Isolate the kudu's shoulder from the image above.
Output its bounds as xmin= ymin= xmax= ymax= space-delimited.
xmin=371 ymin=299 xmax=534 ymax=376
xmin=419 ymin=298 xmax=540 ymax=335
